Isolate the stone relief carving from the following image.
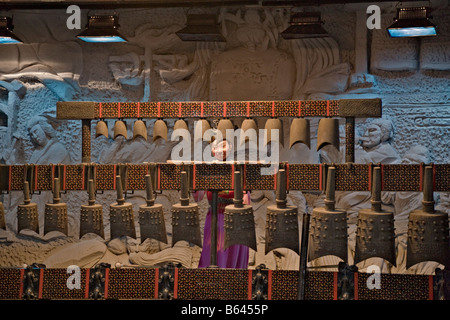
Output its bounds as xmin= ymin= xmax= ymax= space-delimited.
xmin=0 ymin=6 xmax=448 ymax=273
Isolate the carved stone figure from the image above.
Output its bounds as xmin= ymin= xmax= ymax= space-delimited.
xmin=27 ymin=115 xmax=70 ymax=165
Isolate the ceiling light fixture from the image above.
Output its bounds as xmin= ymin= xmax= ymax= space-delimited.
xmin=0 ymin=17 xmax=23 ymax=44
xmin=77 ymin=15 xmax=127 ymax=43
xmin=280 ymin=12 xmax=328 ymax=39
xmin=176 ymin=14 xmax=225 ymax=42
xmin=387 ymin=7 xmax=437 ymax=38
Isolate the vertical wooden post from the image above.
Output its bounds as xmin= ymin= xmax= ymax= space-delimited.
xmin=81 ymin=119 xmax=91 ymax=163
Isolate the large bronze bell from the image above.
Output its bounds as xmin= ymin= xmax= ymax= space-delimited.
xmin=153 ymin=119 xmax=168 ymax=142
xmin=113 ymin=120 xmax=128 ymax=139
xmin=217 ymin=119 xmax=234 ymax=141
xmin=406 ymin=166 xmax=449 ymax=269
xmin=17 ymin=181 xmax=39 ymax=233
xmin=109 ymin=175 xmax=136 ymax=239
xmin=224 ymin=170 xmax=257 ymax=251
xmin=133 ymin=120 xmax=147 ymax=140
xmin=265 ymin=168 xmax=299 ymax=254
xmin=80 ymin=179 xmax=104 ymax=239
xmin=171 ymin=170 xmax=202 ymax=247
xmin=289 ymin=118 xmax=310 ymax=149
xmin=138 ymin=173 xmax=167 ymax=244
xmin=95 ymin=120 xmax=108 ymax=138
xmin=354 ymin=166 xmax=396 ymax=266
xmin=194 ymin=119 xmax=212 ymax=144
xmin=44 ymin=178 xmax=68 ymax=236
xmin=264 ymin=118 xmax=283 ymax=147
xmin=317 ymin=118 xmax=340 ymax=151
xmin=240 ymin=118 xmax=258 ymax=145
xmin=308 ymin=166 xmax=348 ymax=263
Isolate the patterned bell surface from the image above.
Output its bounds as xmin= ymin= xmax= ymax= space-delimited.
xmin=17 ymin=181 xmax=39 ymax=234
xmin=80 ymin=179 xmax=105 ymax=239
xmin=265 ymin=168 xmax=299 ymax=254
xmin=109 ymin=175 xmax=136 ymax=240
xmin=171 ymin=171 xmax=202 ymax=247
xmin=44 ymin=178 xmax=68 ymax=236
xmin=308 ymin=166 xmax=348 ymax=263
xmin=406 ymin=166 xmax=449 ymax=269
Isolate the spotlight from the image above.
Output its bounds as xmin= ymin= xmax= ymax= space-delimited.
xmin=280 ymin=12 xmax=328 ymax=39
xmin=0 ymin=17 xmax=23 ymax=44
xmin=387 ymin=7 xmax=437 ymax=38
xmin=77 ymin=15 xmax=127 ymax=43
xmin=176 ymin=14 xmax=225 ymax=42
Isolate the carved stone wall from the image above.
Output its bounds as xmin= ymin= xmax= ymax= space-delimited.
xmin=0 ymin=4 xmax=449 ymax=273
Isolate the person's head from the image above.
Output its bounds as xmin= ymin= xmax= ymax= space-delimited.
xmin=27 ymin=116 xmax=56 ymax=147
xmin=211 ymin=139 xmax=233 ymax=161
xmin=360 ymin=119 xmax=393 ymax=148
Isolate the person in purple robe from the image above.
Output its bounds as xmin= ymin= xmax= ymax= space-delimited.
xmin=194 ymin=139 xmax=250 ymax=269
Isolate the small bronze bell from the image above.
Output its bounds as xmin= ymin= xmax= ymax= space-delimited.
xmin=265 ymin=168 xmax=299 ymax=254
xmin=240 ymin=118 xmax=258 ymax=145
xmin=44 ymin=177 xmax=68 ymax=236
xmin=153 ymin=119 xmax=168 ymax=142
xmin=17 ymin=181 xmax=39 ymax=233
xmin=224 ymin=170 xmax=257 ymax=251
xmin=80 ymin=179 xmax=105 ymax=239
xmin=138 ymin=173 xmax=168 ymax=244
xmin=194 ymin=119 xmax=212 ymax=144
xmin=217 ymin=119 xmax=234 ymax=141
xmin=109 ymin=175 xmax=136 ymax=240
xmin=406 ymin=166 xmax=449 ymax=269
xmin=171 ymin=170 xmax=202 ymax=247
xmin=95 ymin=120 xmax=108 ymax=138
xmin=308 ymin=166 xmax=348 ymax=263
xmin=289 ymin=118 xmax=310 ymax=149
xmin=133 ymin=120 xmax=147 ymax=140
xmin=317 ymin=118 xmax=339 ymax=151
xmin=113 ymin=120 xmax=127 ymax=139
xmin=264 ymin=118 xmax=283 ymax=147
xmin=354 ymin=166 xmax=396 ymax=266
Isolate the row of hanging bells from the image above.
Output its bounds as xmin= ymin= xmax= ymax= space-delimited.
xmin=95 ymin=117 xmax=340 ymax=152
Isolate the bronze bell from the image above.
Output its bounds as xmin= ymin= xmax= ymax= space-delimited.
xmin=0 ymin=201 xmax=5 ymax=230
xmin=224 ymin=170 xmax=257 ymax=251
xmin=95 ymin=120 xmax=108 ymax=138
xmin=133 ymin=120 xmax=147 ymax=140
xmin=138 ymin=173 xmax=168 ymax=244
xmin=80 ymin=179 xmax=104 ymax=239
xmin=113 ymin=120 xmax=128 ymax=139
xmin=289 ymin=118 xmax=310 ymax=149
xmin=264 ymin=118 xmax=283 ymax=147
xmin=153 ymin=119 xmax=168 ymax=142
xmin=109 ymin=175 xmax=136 ymax=240
xmin=240 ymin=118 xmax=258 ymax=145
xmin=317 ymin=118 xmax=340 ymax=151
xmin=17 ymin=181 xmax=39 ymax=234
xmin=406 ymin=166 xmax=449 ymax=269
xmin=171 ymin=170 xmax=202 ymax=247
xmin=194 ymin=119 xmax=212 ymax=144
xmin=265 ymin=168 xmax=299 ymax=254
xmin=354 ymin=167 xmax=396 ymax=266
xmin=217 ymin=119 xmax=234 ymax=142
xmin=308 ymin=166 xmax=348 ymax=263
xmin=44 ymin=177 xmax=68 ymax=236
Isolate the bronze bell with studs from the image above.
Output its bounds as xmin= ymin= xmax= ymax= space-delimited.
xmin=224 ymin=169 xmax=257 ymax=251
xmin=109 ymin=174 xmax=136 ymax=240
xmin=44 ymin=177 xmax=68 ymax=236
xmin=308 ymin=166 xmax=348 ymax=263
xmin=80 ymin=179 xmax=105 ymax=239
xmin=265 ymin=168 xmax=299 ymax=254
xmin=406 ymin=166 xmax=449 ymax=269
xmin=171 ymin=170 xmax=202 ymax=247
xmin=17 ymin=181 xmax=39 ymax=234
xmin=138 ymin=172 xmax=167 ymax=244
xmin=354 ymin=166 xmax=396 ymax=266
